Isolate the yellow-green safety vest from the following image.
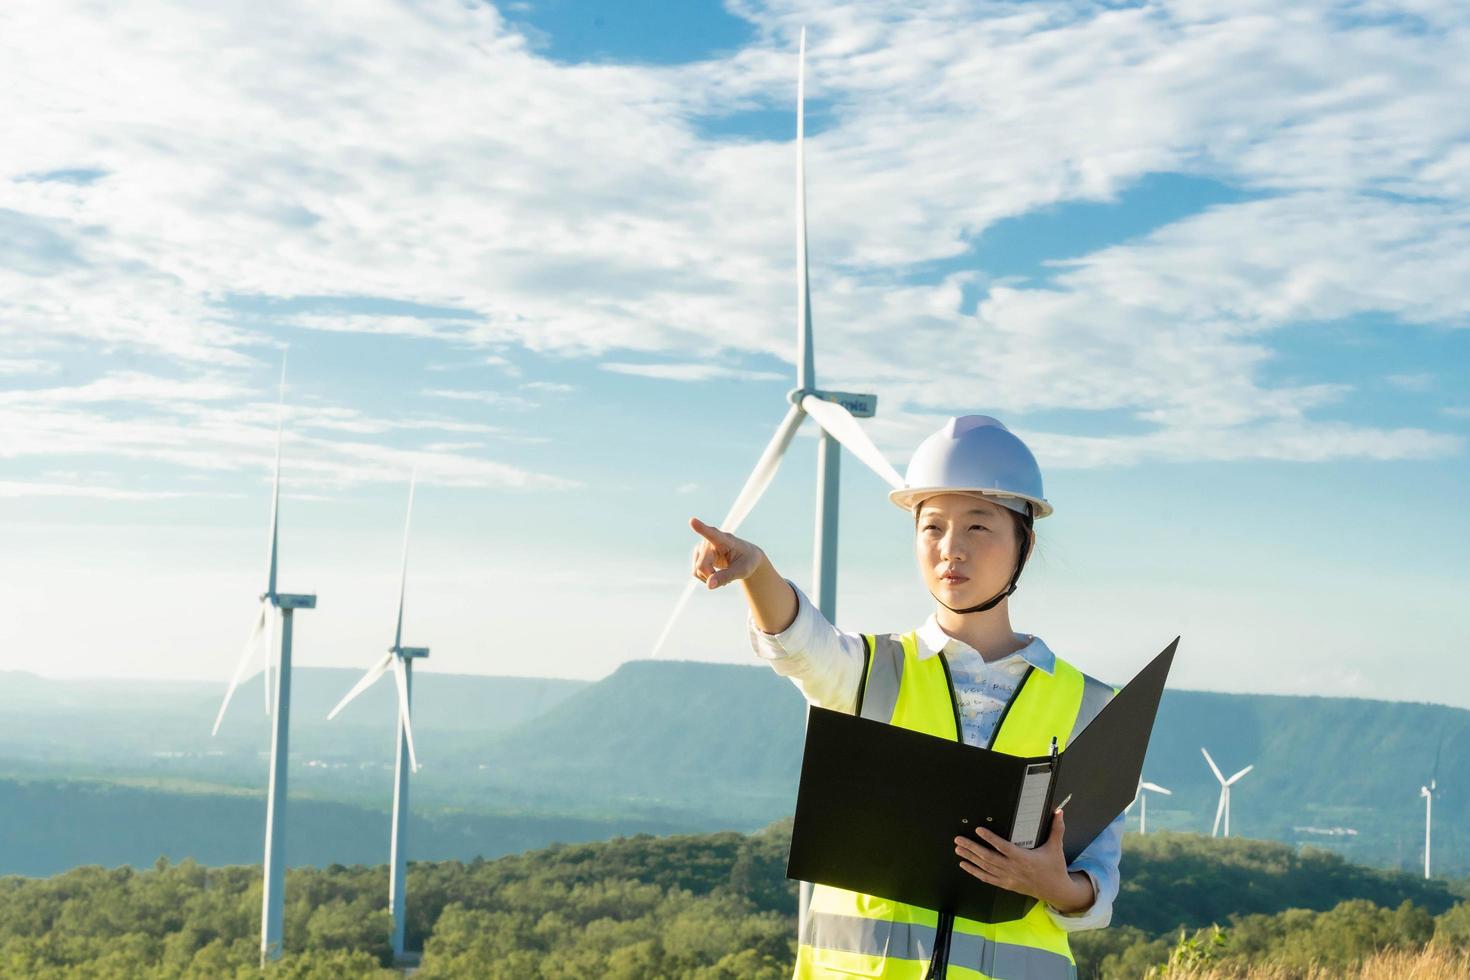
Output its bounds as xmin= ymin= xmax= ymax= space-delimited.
xmin=794 ymin=631 xmax=1115 ymax=980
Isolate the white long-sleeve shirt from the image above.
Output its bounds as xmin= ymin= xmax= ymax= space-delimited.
xmin=748 ymin=578 xmax=1125 ymax=932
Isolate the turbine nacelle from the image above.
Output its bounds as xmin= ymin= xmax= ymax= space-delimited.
xmin=1225 ymin=765 xmax=1254 ymax=786
xmin=785 ymin=387 xmax=878 ymax=418
xmin=276 ymin=594 xmax=316 ymax=610
xmin=394 ymin=647 xmax=430 ymax=659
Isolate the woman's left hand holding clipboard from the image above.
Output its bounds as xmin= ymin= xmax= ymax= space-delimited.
xmin=952 ymin=806 xmax=1097 ymax=914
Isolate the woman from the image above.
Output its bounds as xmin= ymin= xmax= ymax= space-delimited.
xmin=688 ymin=414 xmax=1124 ymax=979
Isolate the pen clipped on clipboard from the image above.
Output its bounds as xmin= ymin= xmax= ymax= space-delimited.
xmin=1006 ymin=735 xmax=1060 ymax=849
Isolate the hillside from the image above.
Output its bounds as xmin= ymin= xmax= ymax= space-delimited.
xmin=1 ymin=660 xmax=1466 ymax=877
xmin=469 ymin=659 xmax=808 ymax=821
xmin=466 ymin=660 xmax=1470 ymax=873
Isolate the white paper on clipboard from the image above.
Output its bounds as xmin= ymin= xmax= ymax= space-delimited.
xmin=1008 ymin=761 xmax=1054 ymax=848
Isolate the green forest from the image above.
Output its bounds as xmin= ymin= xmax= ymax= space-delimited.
xmin=1 ymin=823 xmax=1467 ymax=978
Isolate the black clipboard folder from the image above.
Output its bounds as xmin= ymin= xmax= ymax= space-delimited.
xmin=786 ymin=637 xmax=1178 ymax=924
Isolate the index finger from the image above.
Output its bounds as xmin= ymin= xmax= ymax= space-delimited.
xmin=689 ymin=517 xmax=729 ymax=546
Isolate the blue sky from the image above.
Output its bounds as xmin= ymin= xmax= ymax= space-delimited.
xmin=1 ymin=0 xmax=1467 ymax=709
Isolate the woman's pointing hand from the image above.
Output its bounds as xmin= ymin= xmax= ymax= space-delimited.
xmin=689 ymin=517 xmax=765 ymax=590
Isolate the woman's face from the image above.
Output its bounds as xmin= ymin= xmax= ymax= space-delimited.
xmin=914 ymin=493 xmax=1026 ymax=607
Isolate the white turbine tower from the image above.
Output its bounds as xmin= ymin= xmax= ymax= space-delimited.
xmin=1201 ymin=747 xmax=1252 ymax=838
xmin=211 ymin=352 xmax=316 ymax=966
xmin=646 ymin=27 xmax=902 ymax=943
xmin=1126 ymin=779 xmax=1172 ymax=835
xmin=1420 ymin=740 xmax=1440 ymax=879
xmin=326 ymin=472 xmax=426 ymax=962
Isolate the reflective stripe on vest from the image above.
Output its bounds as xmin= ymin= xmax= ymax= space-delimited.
xmin=796 ymin=630 xmax=1111 ymax=980
xmin=800 ymin=910 xmax=1078 ymax=980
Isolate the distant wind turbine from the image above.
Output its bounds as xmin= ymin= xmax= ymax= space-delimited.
xmin=1126 ymin=778 xmax=1172 ymax=835
xmin=1201 ymin=747 xmax=1252 ymax=838
xmin=1421 ymin=738 xmax=1441 ymax=879
xmin=212 ymin=354 xmax=291 ymax=736
xmin=210 ymin=351 xmax=317 ymax=966
xmin=327 ymin=472 xmax=427 ymax=962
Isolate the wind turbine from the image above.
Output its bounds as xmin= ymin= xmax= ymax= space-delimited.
xmin=1420 ymin=739 xmax=1440 ymax=879
xmin=326 ymin=472 xmax=426 ymax=962
xmin=1201 ymin=747 xmax=1252 ymax=838
xmin=211 ymin=351 xmax=316 ymax=966
xmin=650 ymin=26 xmax=902 ymax=660
xmin=646 ymin=26 xmax=903 ymax=946
xmin=1126 ymin=778 xmax=1172 ymax=835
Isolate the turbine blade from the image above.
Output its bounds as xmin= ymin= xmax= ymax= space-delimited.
xmin=795 ymin=25 xmax=814 ymax=391
xmin=1141 ymin=782 xmax=1172 ymax=795
xmin=394 ymin=471 xmax=417 ymax=651
xmin=213 ymin=600 xmax=268 ymax=736
xmin=392 ymin=655 xmax=419 ymax=772
xmin=327 ymin=652 xmax=394 ymax=720
xmin=1227 ymin=764 xmax=1254 ymax=785
xmin=643 ymin=405 xmax=805 ymax=658
xmin=265 ymin=352 xmax=286 ymax=598
xmin=723 ymin=403 xmax=806 ymax=535
xmin=799 ymin=395 xmax=904 ymax=488
xmin=1201 ymin=746 xmax=1225 ymax=783
xmin=649 ymin=405 xmax=805 ymax=660
xmin=1212 ymin=791 xmax=1226 ymax=837
xmin=261 ymin=601 xmax=274 ymax=715
xmin=649 ymin=577 xmax=701 ymax=661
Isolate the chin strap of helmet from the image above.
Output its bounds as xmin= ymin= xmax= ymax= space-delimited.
xmin=931 ymin=505 xmax=1034 ymax=615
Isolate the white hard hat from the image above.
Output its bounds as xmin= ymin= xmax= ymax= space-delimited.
xmin=888 ymin=415 xmax=1052 ymax=519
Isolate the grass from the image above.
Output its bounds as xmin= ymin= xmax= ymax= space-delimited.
xmin=1160 ymin=945 xmax=1470 ymax=979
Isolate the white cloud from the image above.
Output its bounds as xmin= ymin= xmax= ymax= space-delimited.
xmin=421 ymin=388 xmax=539 ymax=411
xmin=1023 ymin=419 xmax=1462 ymax=469
xmin=0 ymin=372 xmax=577 ymax=494
xmin=600 ymin=361 xmax=789 ymax=382
xmin=422 ymin=441 xmax=486 ymax=452
xmin=1 ymin=0 xmax=1465 ymax=469
xmin=0 ymin=357 xmax=57 ymax=376
xmin=0 ymin=370 xmax=248 ymax=406
xmin=278 ymin=313 xmax=478 ymax=340
xmin=0 ymin=479 xmax=194 ymax=500
xmin=1385 ymin=372 xmax=1434 ymax=391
